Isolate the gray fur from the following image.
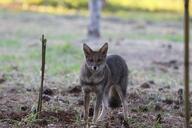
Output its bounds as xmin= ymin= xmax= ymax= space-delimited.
xmin=80 ymin=43 xmax=128 ymax=123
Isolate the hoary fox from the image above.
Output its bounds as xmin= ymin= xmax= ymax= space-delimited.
xmin=80 ymin=43 xmax=128 ymax=123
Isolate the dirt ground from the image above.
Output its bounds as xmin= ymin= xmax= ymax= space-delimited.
xmin=0 ymin=9 xmax=192 ymax=128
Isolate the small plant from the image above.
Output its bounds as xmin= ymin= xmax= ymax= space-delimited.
xmin=23 ymin=112 xmax=38 ymax=125
xmin=153 ymin=122 xmax=163 ymax=128
xmin=153 ymin=114 xmax=163 ymax=128
xmin=74 ymin=112 xmax=81 ymax=124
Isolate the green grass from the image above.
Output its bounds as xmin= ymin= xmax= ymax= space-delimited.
xmin=153 ymin=122 xmax=163 ymax=128
xmin=104 ymin=31 xmax=184 ymax=43
xmin=46 ymin=43 xmax=83 ymax=75
xmin=0 ymin=38 xmax=83 ymax=75
xmin=0 ymin=39 xmax=20 ymax=47
xmin=0 ymin=54 xmax=17 ymax=61
xmin=28 ymin=42 xmax=83 ymax=75
xmin=0 ymin=54 xmax=20 ymax=72
xmin=127 ymin=33 xmax=184 ymax=42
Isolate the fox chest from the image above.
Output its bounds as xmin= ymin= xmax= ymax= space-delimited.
xmin=80 ymin=75 xmax=106 ymax=93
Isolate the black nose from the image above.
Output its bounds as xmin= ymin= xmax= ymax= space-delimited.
xmin=93 ymin=66 xmax=97 ymax=70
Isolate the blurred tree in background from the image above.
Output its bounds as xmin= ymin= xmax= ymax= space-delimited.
xmin=88 ymin=0 xmax=102 ymax=39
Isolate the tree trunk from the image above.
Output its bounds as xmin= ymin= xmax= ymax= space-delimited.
xmin=88 ymin=0 xmax=102 ymax=39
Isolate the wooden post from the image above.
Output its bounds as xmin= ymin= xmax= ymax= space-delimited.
xmin=184 ymin=0 xmax=190 ymax=127
xmin=37 ymin=34 xmax=47 ymax=118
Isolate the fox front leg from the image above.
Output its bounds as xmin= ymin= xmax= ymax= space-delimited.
xmin=115 ymin=85 xmax=128 ymax=119
xmin=97 ymin=86 xmax=110 ymax=121
xmin=92 ymin=93 xmax=102 ymax=123
xmin=96 ymin=100 xmax=108 ymax=121
xmin=84 ymin=91 xmax=90 ymax=123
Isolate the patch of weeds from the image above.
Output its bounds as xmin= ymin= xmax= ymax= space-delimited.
xmin=153 ymin=122 xmax=163 ymax=128
xmin=0 ymin=39 xmax=20 ymax=48
xmin=125 ymin=117 xmax=137 ymax=125
xmin=138 ymin=105 xmax=149 ymax=112
xmin=10 ymin=112 xmax=38 ymax=127
xmin=22 ymin=112 xmax=37 ymax=125
xmin=153 ymin=113 xmax=163 ymax=128
xmin=130 ymin=119 xmax=147 ymax=128
xmin=138 ymin=124 xmax=148 ymax=128
xmin=74 ymin=112 xmax=81 ymax=124
xmin=46 ymin=101 xmax=61 ymax=113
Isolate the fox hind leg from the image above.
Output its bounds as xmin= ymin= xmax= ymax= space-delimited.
xmin=114 ymin=85 xmax=128 ymax=119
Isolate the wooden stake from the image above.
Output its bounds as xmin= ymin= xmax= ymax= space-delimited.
xmin=184 ymin=0 xmax=190 ymax=127
xmin=37 ymin=34 xmax=47 ymax=118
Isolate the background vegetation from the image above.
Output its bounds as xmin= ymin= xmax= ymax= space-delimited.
xmin=0 ymin=0 xmax=192 ymax=15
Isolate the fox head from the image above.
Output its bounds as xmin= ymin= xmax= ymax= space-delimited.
xmin=83 ymin=43 xmax=108 ymax=72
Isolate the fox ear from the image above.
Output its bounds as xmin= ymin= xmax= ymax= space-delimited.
xmin=83 ymin=43 xmax=93 ymax=56
xmin=99 ymin=43 xmax=108 ymax=56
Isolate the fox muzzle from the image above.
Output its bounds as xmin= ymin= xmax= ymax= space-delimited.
xmin=92 ymin=66 xmax=98 ymax=71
